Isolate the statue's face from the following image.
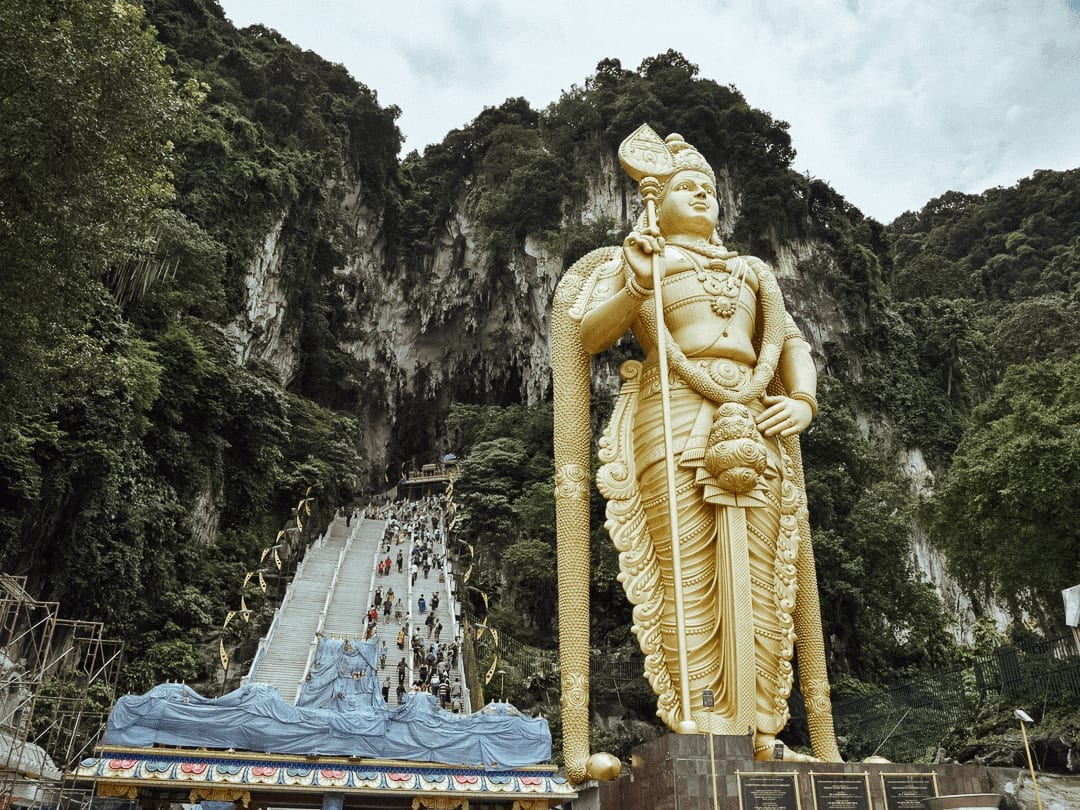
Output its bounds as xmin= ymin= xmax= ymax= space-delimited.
xmin=656 ymin=169 xmax=718 ymax=239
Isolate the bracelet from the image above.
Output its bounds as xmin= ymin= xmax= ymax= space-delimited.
xmin=624 ymin=272 xmax=650 ymax=301
xmin=622 ymin=256 xmax=653 ymax=302
xmin=789 ymin=390 xmax=819 ymax=418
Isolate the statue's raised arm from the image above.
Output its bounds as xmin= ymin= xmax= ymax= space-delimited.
xmin=552 ymin=125 xmax=841 ymax=784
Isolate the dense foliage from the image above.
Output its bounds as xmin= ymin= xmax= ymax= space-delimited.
xmin=897 ymin=174 xmax=1080 ymax=626
xmin=0 ymin=0 xmax=394 ymax=692
xmin=930 ymin=356 xmax=1080 ymax=624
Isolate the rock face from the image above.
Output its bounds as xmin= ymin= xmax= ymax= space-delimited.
xmin=989 ymin=768 xmax=1080 ymax=810
xmin=225 ymin=213 xmax=298 ymax=383
xmin=189 ymin=483 xmax=224 ymax=547
xmin=225 ymin=148 xmax=789 ymax=409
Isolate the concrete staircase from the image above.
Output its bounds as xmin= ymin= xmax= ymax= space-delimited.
xmin=393 ymin=506 xmax=466 ymax=708
xmin=348 ymin=523 xmax=413 ymax=705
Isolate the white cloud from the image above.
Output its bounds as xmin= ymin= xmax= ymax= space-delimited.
xmin=217 ymin=0 xmax=1080 ymax=222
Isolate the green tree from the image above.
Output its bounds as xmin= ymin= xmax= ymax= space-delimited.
xmin=0 ymin=0 xmax=198 ymax=544
xmin=0 ymin=0 xmax=199 ymax=424
xmin=987 ymin=293 xmax=1080 ymax=372
xmin=930 ymin=355 xmax=1080 ymax=625
xmin=501 ymin=539 xmax=557 ymax=639
xmin=468 ymin=118 xmax=571 ymax=258
xmin=456 ymin=437 xmax=528 ymax=554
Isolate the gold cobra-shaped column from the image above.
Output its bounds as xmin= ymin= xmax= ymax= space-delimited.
xmin=779 ymin=430 xmax=843 ymax=761
xmin=773 ymin=371 xmax=846 ymax=764
xmin=551 ymin=248 xmax=621 ymax=783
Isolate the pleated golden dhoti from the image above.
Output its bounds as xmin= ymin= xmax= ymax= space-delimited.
xmin=630 ymin=359 xmax=800 ymax=738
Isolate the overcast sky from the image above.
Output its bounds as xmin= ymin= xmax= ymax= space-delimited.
xmin=216 ymin=0 xmax=1080 ymax=223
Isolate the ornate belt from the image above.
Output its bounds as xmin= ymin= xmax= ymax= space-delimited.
xmin=640 ymin=357 xmax=753 ymax=398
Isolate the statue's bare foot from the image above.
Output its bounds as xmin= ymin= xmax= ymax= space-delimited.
xmin=754 ymin=737 xmax=821 ymax=762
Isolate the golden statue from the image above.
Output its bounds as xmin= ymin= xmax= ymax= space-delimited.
xmin=552 ymin=125 xmax=841 ymax=783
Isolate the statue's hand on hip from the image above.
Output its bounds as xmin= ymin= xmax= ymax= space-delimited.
xmin=757 ymin=395 xmax=813 ymax=437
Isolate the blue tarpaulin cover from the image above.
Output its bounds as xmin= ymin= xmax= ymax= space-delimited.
xmin=106 ymin=638 xmax=551 ymax=769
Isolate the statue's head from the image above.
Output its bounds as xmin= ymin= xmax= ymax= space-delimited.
xmin=654 ymin=133 xmax=717 ymax=207
xmin=655 ymin=137 xmax=719 ymax=240
xmin=619 ymin=125 xmax=715 ymax=187
xmin=655 ymin=168 xmax=719 ymax=240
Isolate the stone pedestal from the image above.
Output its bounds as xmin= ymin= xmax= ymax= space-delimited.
xmin=596 ymin=734 xmax=999 ymax=810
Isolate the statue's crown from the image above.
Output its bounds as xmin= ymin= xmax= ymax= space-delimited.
xmin=618 ymin=124 xmax=716 ymax=186
xmin=663 ymin=134 xmax=716 ymax=185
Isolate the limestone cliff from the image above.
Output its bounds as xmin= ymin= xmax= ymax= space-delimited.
xmin=226 ymin=145 xmax=853 ymax=422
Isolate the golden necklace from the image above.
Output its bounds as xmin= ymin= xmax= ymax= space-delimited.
xmin=668 ymin=240 xmax=747 ymax=330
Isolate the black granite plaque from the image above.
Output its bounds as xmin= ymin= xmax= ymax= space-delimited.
xmin=738 ymin=772 xmax=800 ymax=810
xmin=811 ymin=773 xmax=870 ymax=810
xmin=881 ymin=773 xmax=938 ymax=810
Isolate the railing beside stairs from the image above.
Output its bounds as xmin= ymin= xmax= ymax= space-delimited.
xmin=244 ymin=530 xmax=324 ymax=684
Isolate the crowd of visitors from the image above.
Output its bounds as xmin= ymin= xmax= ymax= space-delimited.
xmin=347 ymin=494 xmax=464 ymax=711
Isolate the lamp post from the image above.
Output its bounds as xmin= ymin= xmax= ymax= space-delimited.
xmin=1014 ymin=709 xmax=1043 ymax=810
xmin=702 ymin=689 xmax=719 ymax=810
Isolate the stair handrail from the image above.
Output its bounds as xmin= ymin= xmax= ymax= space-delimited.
xmin=294 ymin=634 xmax=321 ymax=705
xmin=441 ymin=547 xmax=471 ymax=714
xmin=243 ymin=608 xmax=281 ymax=683
xmin=405 ymin=529 xmax=415 ymax=688
xmin=366 ymin=523 xmax=379 ymax=630
xmin=242 ymin=528 xmax=323 ymax=684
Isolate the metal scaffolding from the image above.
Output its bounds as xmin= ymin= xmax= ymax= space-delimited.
xmin=0 ymin=575 xmax=122 ymax=810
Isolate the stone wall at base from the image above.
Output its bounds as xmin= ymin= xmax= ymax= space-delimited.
xmin=596 ymin=733 xmax=999 ymax=810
